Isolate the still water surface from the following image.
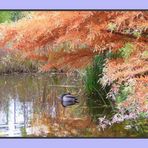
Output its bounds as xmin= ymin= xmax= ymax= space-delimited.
xmin=0 ymin=73 xmax=147 ymax=137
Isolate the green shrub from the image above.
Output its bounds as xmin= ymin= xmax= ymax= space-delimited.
xmin=84 ymin=54 xmax=114 ymax=120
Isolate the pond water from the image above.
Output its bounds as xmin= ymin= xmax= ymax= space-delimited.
xmin=0 ymin=73 xmax=147 ymax=137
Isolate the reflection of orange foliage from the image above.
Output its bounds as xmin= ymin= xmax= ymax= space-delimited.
xmin=31 ymin=113 xmax=97 ymax=137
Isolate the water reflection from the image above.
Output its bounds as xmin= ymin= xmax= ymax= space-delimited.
xmin=0 ymin=98 xmax=32 ymax=136
xmin=0 ymin=74 xmax=94 ymax=137
xmin=0 ymin=74 xmax=147 ymax=137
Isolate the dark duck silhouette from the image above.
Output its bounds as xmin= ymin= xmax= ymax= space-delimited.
xmin=58 ymin=93 xmax=79 ymax=107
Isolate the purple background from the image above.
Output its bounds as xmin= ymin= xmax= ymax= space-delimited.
xmin=0 ymin=0 xmax=148 ymax=9
xmin=0 ymin=0 xmax=148 ymax=148
xmin=0 ymin=139 xmax=148 ymax=147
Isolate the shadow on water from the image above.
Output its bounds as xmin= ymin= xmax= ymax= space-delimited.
xmin=0 ymin=73 xmax=147 ymax=137
xmin=86 ymin=97 xmax=114 ymax=121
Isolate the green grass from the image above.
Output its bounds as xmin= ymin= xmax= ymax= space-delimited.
xmin=85 ymin=54 xmax=112 ymax=104
xmin=84 ymin=54 xmax=114 ymax=120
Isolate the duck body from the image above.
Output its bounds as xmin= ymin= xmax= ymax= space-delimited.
xmin=59 ymin=93 xmax=79 ymax=107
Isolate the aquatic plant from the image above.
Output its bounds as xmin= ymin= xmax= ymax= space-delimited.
xmin=85 ymin=54 xmax=112 ymax=103
xmin=84 ymin=54 xmax=115 ymax=121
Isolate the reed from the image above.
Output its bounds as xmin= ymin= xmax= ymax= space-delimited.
xmin=84 ymin=54 xmax=114 ymax=120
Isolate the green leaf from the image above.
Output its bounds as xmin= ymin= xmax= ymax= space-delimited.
xmin=119 ymin=43 xmax=134 ymax=59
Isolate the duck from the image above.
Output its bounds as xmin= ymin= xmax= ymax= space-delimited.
xmin=58 ymin=93 xmax=79 ymax=107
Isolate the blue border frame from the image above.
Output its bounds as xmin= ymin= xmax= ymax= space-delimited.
xmin=0 ymin=1 xmax=148 ymax=147
xmin=0 ymin=139 xmax=148 ymax=148
xmin=0 ymin=0 xmax=148 ymax=9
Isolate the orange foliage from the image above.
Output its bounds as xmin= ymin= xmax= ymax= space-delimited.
xmin=120 ymin=76 xmax=148 ymax=113
xmin=0 ymin=11 xmax=148 ymax=69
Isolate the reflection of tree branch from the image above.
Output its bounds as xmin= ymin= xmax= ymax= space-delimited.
xmin=41 ymin=81 xmax=48 ymax=109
